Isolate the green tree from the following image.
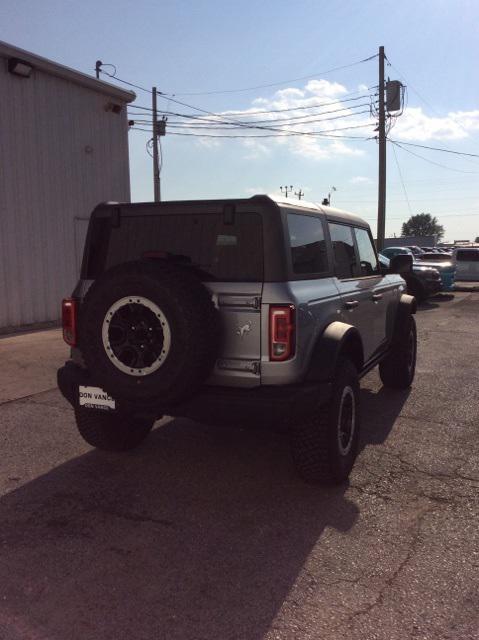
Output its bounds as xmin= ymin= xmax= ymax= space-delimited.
xmin=401 ymin=213 xmax=445 ymax=240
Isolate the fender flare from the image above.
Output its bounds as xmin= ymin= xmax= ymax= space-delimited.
xmin=305 ymin=321 xmax=364 ymax=383
xmin=390 ymin=293 xmax=417 ymax=342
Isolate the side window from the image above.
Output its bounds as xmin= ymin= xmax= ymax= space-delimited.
xmin=456 ymin=250 xmax=479 ymax=262
xmin=328 ymin=223 xmax=358 ymax=279
xmin=354 ymin=227 xmax=380 ymax=276
xmin=287 ymin=213 xmax=328 ymax=275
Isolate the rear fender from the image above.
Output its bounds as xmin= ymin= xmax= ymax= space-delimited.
xmin=305 ymin=321 xmax=364 ymax=383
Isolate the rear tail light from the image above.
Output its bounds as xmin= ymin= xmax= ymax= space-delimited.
xmin=269 ymin=305 xmax=295 ymax=361
xmin=62 ymin=298 xmax=77 ymax=346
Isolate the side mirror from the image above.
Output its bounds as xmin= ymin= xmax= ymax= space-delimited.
xmin=390 ymin=253 xmax=413 ymax=274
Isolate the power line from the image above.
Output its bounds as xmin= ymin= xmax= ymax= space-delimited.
xmin=129 ymin=127 xmax=370 ymax=140
xmin=129 ymin=102 xmax=372 ymax=126
xmin=127 ymin=92 xmax=374 ymax=117
xmin=390 ymin=139 xmax=479 ymax=159
xmin=131 ymin=109 xmax=373 ymax=130
xmin=130 ymin=122 xmax=375 ymax=138
xmin=171 ymin=54 xmax=378 ymax=96
xmin=391 ymin=143 xmax=413 ymax=216
xmin=390 ymin=140 xmax=479 ymax=174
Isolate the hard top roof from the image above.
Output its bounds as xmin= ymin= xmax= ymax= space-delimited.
xmin=263 ymin=194 xmax=370 ymax=227
xmin=92 ymin=194 xmax=370 ymax=228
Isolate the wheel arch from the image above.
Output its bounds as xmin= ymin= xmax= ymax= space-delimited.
xmin=305 ymin=321 xmax=364 ymax=383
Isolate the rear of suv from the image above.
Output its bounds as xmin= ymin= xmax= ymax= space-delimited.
xmin=58 ymin=195 xmax=417 ymax=484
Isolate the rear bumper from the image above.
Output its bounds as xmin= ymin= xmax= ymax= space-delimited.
xmin=58 ymin=361 xmax=332 ymax=429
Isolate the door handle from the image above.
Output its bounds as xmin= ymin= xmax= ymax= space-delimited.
xmin=344 ymin=300 xmax=359 ymax=310
xmin=372 ymin=293 xmax=383 ymax=302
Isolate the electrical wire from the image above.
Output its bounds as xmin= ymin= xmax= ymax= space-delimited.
xmin=389 ymin=140 xmax=479 ymax=174
xmin=131 ymin=109 xmax=373 ymax=130
xmin=389 ymin=140 xmax=479 ymax=159
xmin=391 ymin=143 xmax=413 ymax=216
xmin=127 ymin=92 xmax=375 ymax=117
xmin=130 ymin=122 xmax=376 ymax=138
xmin=129 ymin=126 xmax=371 ymax=140
xmin=168 ymin=54 xmax=378 ymax=96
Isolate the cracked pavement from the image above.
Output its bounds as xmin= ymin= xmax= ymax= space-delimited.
xmin=0 ymin=292 xmax=478 ymax=640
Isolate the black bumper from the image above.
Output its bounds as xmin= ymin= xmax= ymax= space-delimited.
xmin=57 ymin=361 xmax=332 ymax=429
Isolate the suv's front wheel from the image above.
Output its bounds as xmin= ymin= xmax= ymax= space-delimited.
xmin=74 ymin=409 xmax=157 ymax=451
xmin=290 ymin=358 xmax=360 ymax=484
xmin=379 ymin=315 xmax=417 ymax=389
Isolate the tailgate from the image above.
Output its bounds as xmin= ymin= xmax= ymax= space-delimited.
xmin=206 ymin=283 xmax=263 ymax=387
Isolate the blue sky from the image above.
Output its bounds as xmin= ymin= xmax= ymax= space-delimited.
xmin=2 ymin=0 xmax=479 ymax=242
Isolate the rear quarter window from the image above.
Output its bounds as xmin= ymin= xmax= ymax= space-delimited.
xmin=286 ymin=213 xmax=329 ymax=276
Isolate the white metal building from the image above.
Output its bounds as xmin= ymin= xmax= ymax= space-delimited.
xmin=0 ymin=41 xmax=135 ymax=331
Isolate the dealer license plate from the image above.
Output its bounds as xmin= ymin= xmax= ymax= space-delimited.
xmin=79 ymin=385 xmax=116 ymax=411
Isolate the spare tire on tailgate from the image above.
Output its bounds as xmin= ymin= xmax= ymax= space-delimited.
xmin=78 ymin=261 xmax=220 ymax=404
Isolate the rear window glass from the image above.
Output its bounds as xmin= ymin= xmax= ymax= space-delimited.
xmin=88 ymin=212 xmax=263 ymax=281
xmin=354 ymin=227 xmax=379 ymax=276
xmin=328 ymin=223 xmax=358 ymax=279
xmin=456 ymin=250 xmax=479 ymax=262
xmin=287 ymin=213 xmax=328 ymax=275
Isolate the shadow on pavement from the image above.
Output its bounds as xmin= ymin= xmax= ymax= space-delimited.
xmin=419 ymin=293 xmax=455 ymax=311
xmin=0 ymin=417 xmax=360 ymax=640
xmin=359 ymin=386 xmax=411 ymax=449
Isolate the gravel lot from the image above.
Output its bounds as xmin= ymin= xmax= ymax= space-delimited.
xmin=0 ymin=292 xmax=478 ymax=640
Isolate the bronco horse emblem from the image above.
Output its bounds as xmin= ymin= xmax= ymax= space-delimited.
xmin=236 ymin=321 xmax=252 ymax=338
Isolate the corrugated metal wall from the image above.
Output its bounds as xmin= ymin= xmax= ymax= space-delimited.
xmin=0 ymin=64 xmax=131 ymax=329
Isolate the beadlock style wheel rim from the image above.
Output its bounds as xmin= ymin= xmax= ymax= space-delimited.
xmin=102 ymin=296 xmax=171 ymax=376
xmin=337 ymin=386 xmax=356 ymax=456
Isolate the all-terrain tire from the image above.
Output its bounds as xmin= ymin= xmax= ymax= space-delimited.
xmin=74 ymin=408 xmax=156 ymax=451
xmin=290 ymin=358 xmax=360 ymax=485
xmin=379 ymin=315 xmax=417 ymax=389
xmin=78 ymin=261 xmax=220 ymax=405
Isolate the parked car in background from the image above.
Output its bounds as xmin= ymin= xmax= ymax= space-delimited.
xmin=379 ymin=254 xmax=442 ymax=302
xmin=453 ymin=248 xmax=479 ymax=281
xmin=405 ymin=245 xmax=425 ymax=257
xmin=381 ymin=246 xmax=455 ymax=291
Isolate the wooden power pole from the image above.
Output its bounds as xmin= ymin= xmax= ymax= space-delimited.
xmin=152 ymin=86 xmax=161 ymax=202
xmin=377 ymin=46 xmax=386 ymax=250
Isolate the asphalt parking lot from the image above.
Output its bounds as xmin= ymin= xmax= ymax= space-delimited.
xmin=0 ymin=292 xmax=478 ymax=640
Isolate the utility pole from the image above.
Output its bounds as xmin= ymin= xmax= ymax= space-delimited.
xmin=377 ymin=45 xmax=386 ymax=250
xmin=152 ymin=86 xmax=160 ymax=202
xmin=280 ymin=185 xmax=293 ymax=198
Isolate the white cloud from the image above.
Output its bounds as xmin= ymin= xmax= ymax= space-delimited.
xmin=350 ymin=175 xmax=373 ymax=184
xmin=393 ymin=107 xmax=479 ymax=141
xmin=185 ymin=80 xmax=479 ymax=163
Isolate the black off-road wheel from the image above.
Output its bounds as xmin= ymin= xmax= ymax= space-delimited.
xmin=78 ymin=261 xmax=220 ymax=405
xmin=290 ymin=358 xmax=360 ymax=485
xmin=74 ymin=408 xmax=156 ymax=451
xmin=379 ymin=315 xmax=417 ymax=389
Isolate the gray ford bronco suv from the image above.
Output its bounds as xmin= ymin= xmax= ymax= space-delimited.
xmin=58 ymin=195 xmax=417 ymax=484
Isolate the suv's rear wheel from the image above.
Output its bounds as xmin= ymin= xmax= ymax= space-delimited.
xmin=379 ymin=315 xmax=417 ymax=389
xmin=74 ymin=408 xmax=156 ymax=451
xmin=290 ymin=358 xmax=360 ymax=484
